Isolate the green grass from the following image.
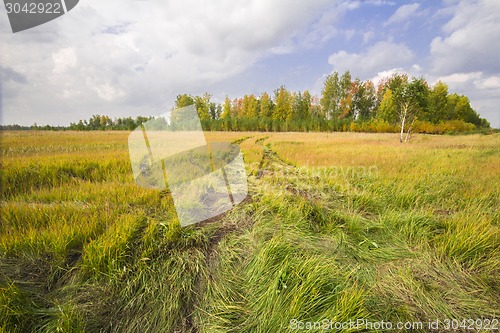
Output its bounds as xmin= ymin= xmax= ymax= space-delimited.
xmin=1 ymin=130 xmax=499 ymax=332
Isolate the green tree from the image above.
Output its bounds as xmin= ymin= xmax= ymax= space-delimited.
xmin=194 ymin=93 xmax=211 ymax=121
xmin=88 ymin=115 xmax=101 ymax=130
xmin=338 ymin=71 xmax=353 ymax=119
xmin=175 ymin=94 xmax=195 ymax=109
xmin=447 ymin=94 xmax=482 ymax=126
xmin=387 ymin=73 xmax=409 ymax=92
xmin=377 ymin=89 xmax=397 ymax=123
xmin=393 ymin=77 xmax=429 ymax=142
xmin=352 ymin=79 xmax=376 ymax=121
xmin=274 ymin=86 xmax=292 ymax=121
xmin=260 ymin=92 xmax=273 ymax=118
xmin=232 ymin=98 xmax=243 ymax=118
xmin=427 ymin=81 xmax=449 ymax=123
xmin=320 ymin=72 xmax=341 ymax=119
xmin=242 ymin=94 xmax=259 ymax=119
xmin=212 ymin=104 xmax=222 ymax=120
xmin=99 ymin=115 xmax=112 ymax=129
xmin=221 ymin=96 xmax=232 ymax=120
xmin=310 ymin=95 xmax=323 ymax=120
xmin=301 ymin=90 xmax=312 ymax=121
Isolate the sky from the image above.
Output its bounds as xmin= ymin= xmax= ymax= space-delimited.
xmin=1 ymin=0 xmax=499 ymax=127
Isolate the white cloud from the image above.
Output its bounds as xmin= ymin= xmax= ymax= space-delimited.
xmin=476 ymin=76 xmax=500 ymax=90
xmin=384 ymin=3 xmax=420 ymax=26
xmin=412 ymin=64 xmax=422 ymax=72
xmin=370 ymin=68 xmax=404 ymax=86
xmin=362 ymin=31 xmax=375 ymax=44
xmin=369 ymin=65 xmax=424 ymax=86
xmin=344 ymin=29 xmax=356 ymax=40
xmin=52 ymin=47 xmax=77 ymax=74
xmin=1 ymin=0 xmax=334 ymax=125
xmin=365 ymin=0 xmax=396 ymax=5
xmin=345 ymin=1 xmax=361 ymax=10
xmin=299 ymin=1 xmax=369 ymax=49
xmin=430 ymin=0 xmax=500 ymax=75
xmin=426 ymin=0 xmax=500 ymax=127
xmin=3 ymin=0 xmax=498 ymax=128
xmin=328 ymin=41 xmax=414 ymax=79
xmin=434 ymin=72 xmax=483 ymax=85
xmin=86 ymin=77 xmax=125 ymax=102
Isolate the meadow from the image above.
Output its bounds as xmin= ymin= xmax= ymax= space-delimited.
xmin=0 ymin=130 xmax=499 ymax=332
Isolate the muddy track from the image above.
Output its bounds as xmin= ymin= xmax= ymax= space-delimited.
xmin=254 ymin=136 xmax=296 ymax=177
xmin=183 ymin=134 xmax=304 ymax=332
xmin=254 ymin=136 xmax=292 ymax=176
xmin=253 ymin=136 xmax=320 ymax=201
xmin=183 ymin=135 xmax=258 ymax=332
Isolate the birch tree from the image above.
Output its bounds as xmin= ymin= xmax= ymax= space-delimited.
xmin=394 ymin=77 xmax=429 ymax=142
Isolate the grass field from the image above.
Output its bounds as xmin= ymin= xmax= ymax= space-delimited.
xmin=1 ymin=130 xmax=499 ymax=332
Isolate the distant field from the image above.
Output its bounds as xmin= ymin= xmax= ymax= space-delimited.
xmin=1 ymin=130 xmax=499 ymax=332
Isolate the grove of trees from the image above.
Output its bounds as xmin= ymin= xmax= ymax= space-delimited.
xmin=179 ymin=72 xmax=490 ymax=138
xmin=4 ymin=71 xmax=490 ymax=137
xmin=68 ymin=115 xmax=152 ymax=131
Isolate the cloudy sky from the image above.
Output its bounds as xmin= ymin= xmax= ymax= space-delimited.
xmin=1 ymin=0 xmax=499 ymax=127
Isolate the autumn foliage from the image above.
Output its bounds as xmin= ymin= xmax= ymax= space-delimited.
xmin=184 ymin=72 xmax=490 ymax=134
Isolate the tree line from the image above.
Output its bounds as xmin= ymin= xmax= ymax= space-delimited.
xmin=2 ymin=71 xmax=491 ymax=138
xmin=1 ymin=115 xmax=153 ymax=131
xmin=174 ymin=72 xmax=489 ymax=140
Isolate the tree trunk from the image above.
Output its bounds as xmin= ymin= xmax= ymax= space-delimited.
xmin=404 ymin=115 xmax=417 ymax=142
xmin=405 ymin=129 xmax=411 ymax=142
xmin=399 ymin=105 xmax=407 ymax=143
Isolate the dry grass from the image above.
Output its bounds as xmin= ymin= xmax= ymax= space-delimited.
xmin=1 ymin=130 xmax=499 ymax=332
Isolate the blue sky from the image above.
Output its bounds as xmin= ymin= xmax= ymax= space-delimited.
xmin=1 ymin=0 xmax=499 ymax=127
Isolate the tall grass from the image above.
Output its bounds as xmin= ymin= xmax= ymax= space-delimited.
xmin=1 ymin=130 xmax=498 ymax=332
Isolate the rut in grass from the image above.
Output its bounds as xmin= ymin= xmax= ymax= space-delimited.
xmin=178 ymin=135 xmax=301 ymax=332
xmin=177 ymin=135 xmax=259 ymax=333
